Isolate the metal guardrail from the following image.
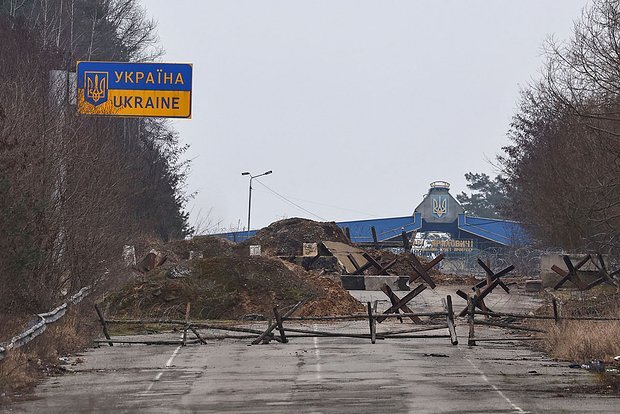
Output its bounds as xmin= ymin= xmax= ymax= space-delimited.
xmin=0 ymin=286 xmax=91 ymax=361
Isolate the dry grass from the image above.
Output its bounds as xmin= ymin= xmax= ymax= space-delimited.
xmin=0 ymin=304 xmax=98 ymax=401
xmin=534 ymin=290 xmax=620 ymax=363
xmin=542 ymin=320 xmax=620 ymax=362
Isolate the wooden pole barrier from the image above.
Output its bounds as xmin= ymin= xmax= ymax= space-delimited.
xmin=94 ymin=304 xmax=113 ymax=347
xmin=252 ymin=300 xmax=304 ymax=345
xmin=552 ymin=298 xmax=559 ymax=324
xmin=467 ymin=296 xmax=476 ymax=346
xmin=367 ymin=302 xmax=376 ymax=344
xmin=446 ymin=295 xmax=458 ymax=345
xmin=182 ymin=303 xmax=191 ymax=346
xmin=273 ymin=305 xmax=288 ymax=343
xmin=189 ymin=325 xmax=207 ymax=345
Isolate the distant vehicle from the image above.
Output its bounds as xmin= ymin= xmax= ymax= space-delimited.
xmin=411 ymin=231 xmax=452 ymax=259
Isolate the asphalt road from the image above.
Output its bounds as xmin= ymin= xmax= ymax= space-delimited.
xmin=4 ymin=286 xmax=619 ymax=413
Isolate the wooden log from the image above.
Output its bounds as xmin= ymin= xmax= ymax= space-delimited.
xmin=367 ymin=302 xmax=376 ymax=344
xmin=94 ymin=304 xmax=113 ymax=347
xmin=92 ymin=339 xmax=200 ymax=345
xmin=377 ymin=334 xmax=451 ymax=339
xmin=381 ymin=325 xmax=448 ymax=334
xmin=467 ymin=296 xmax=476 ymax=346
xmin=470 ymin=337 xmax=544 ymax=342
xmin=188 ymin=325 xmax=207 ymax=345
xmin=473 ymin=319 xmax=546 ymax=332
xmin=283 ymin=315 xmax=367 ymax=321
xmin=182 ymin=303 xmax=191 ymax=346
xmin=374 ymin=311 xmax=448 ymax=319
xmin=446 ymin=295 xmax=458 ymax=345
xmin=552 ymin=298 xmax=559 ymax=324
xmin=473 ymin=311 xmax=620 ymax=321
xmin=281 ymin=326 xmax=384 ymax=340
xmin=371 ymin=226 xmax=379 ymax=248
xmin=252 ymin=300 xmax=304 ymax=345
xmin=105 ymin=319 xmax=187 ymax=325
xmin=273 ymin=306 xmax=288 ymax=343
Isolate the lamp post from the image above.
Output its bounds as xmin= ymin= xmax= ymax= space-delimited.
xmin=241 ymin=170 xmax=272 ymax=240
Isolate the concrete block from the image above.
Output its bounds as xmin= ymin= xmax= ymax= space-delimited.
xmin=525 ymin=280 xmax=542 ymax=292
xmin=341 ymin=276 xmax=365 ymax=290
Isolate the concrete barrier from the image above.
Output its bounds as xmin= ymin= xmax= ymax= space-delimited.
xmin=340 ymin=275 xmax=410 ymax=291
xmin=540 ymin=254 xmax=602 ymax=289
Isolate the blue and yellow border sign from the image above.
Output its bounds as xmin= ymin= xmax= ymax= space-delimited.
xmin=77 ymin=61 xmax=192 ymax=118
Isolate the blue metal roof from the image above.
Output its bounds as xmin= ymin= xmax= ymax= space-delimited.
xmin=211 ymin=214 xmax=529 ymax=247
xmin=337 ymin=213 xmax=422 ymax=243
xmin=216 ymin=230 xmax=257 ymax=243
xmin=457 ymin=214 xmax=528 ymax=246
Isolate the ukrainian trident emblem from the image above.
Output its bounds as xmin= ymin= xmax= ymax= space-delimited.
xmin=432 ymin=196 xmax=448 ymax=219
xmin=84 ymin=71 xmax=108 ymax=106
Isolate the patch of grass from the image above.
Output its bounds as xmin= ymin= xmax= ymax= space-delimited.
xmin=104 ymin=256 xmax=320 ymax=320
xmin=542 ymin=320 xmax=620 ymax=362
xmin=534 ymin=292 xmax=620 ymax=364
xmin=0 ymin=304 xmax=98 ymax=402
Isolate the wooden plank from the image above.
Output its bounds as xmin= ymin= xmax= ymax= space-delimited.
xmin=347 ymin=254 xmax=361 ymax=271
xmin=351 ymin=260 xmax=374 ymax=275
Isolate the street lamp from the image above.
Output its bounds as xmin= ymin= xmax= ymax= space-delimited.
xmin=242 ymin=170 xmax=272 ymax=239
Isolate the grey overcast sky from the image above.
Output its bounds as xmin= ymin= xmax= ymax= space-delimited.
xmin=141 ymin=0 xmax=589 ymax=233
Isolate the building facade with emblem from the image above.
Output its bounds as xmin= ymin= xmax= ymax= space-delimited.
xmin=217 ymin=181 xmax=528 ymax=254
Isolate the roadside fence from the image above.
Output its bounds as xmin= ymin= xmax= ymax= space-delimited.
xmin=0 ymin=286 xmax=91 ymax=361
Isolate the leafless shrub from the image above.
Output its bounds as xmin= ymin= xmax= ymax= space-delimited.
xmin=501 ymin=0 xmax=620 ymax=255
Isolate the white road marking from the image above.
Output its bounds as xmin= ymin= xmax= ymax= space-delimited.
xmin=466 ymin=358 xmax=528 ymax=413
xmin=144 ymin=335 xmax=183 ymax=393
xmin=313 ymin=324 xmax=322 ymax=380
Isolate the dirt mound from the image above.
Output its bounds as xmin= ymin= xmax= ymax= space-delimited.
xmin=105 ymin=255 xmax=363 ymax=320
xmin=147 ymin=235 xmax=237 ymax=262
xmin=244 ymin=217 xmax=350 ymax=256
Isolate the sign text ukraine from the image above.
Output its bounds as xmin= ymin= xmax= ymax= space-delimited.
xmin=77 ymin=61 xmax=192 ymax=118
